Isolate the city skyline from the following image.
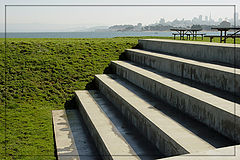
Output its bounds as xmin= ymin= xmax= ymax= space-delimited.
xmin=153 ymin=13 xmax=240 ymax=27
xmin=2 ymin=12 xmax=239 ymax=32
xmin=0 ymin=0 xmax=239 ymax=32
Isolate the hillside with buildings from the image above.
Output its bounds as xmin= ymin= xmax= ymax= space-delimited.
xmin=106 ymin=13 xmax=240 ymax=32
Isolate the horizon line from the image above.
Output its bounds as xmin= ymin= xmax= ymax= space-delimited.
xmin=5 ymin=4 xmax=236 ymax=7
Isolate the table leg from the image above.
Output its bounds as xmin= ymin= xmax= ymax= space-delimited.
xmin=224 ymin=31 xmax=227 ymax=43
xmin=220 ymin=31 xmax=222 ymax=43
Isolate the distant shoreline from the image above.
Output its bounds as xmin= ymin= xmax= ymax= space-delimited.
xmin=0 ymin=30 xmax=222 ymax=38
xmin=0 ymin=30 xmax=218 ymax=33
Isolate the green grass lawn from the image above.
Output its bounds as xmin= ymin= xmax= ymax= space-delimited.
xmin=181 ymin=36 xmax=240 ymax=44
xmin=0 ymin=36 xmax=239 ymax=160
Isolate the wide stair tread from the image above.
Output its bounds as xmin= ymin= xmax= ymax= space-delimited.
xmin=126 ymin=48 xmax=239 ymax=74
xmin=112 ymin=60 xmax=240 ymax=143
xmin=75 ymin=90 xmax=140 ymax=160
xmin=138 ymin=39 xmax=240 ymax=68
xmin=112 ymin=60 xmax=239 ymax=116
xmin=95 ymin=74 xmax=235 ymax=156
xmin=87 ymin=90 xmax=164 ymax=160
xmin=126 ymin=48 xmax=240 ymax=96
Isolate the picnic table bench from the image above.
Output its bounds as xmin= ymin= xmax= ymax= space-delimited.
xmin=170 ymin=28 xmax=187 ymax=40
xmin=171 ymin=28 xmax=204 ymax=40
xmin=185 ymin=33 xmax=205 ymax=40
xmin=205 ymin=27 xmax=240 ymax=43
xmin=205 ymin=34 xmax=240 ymax=42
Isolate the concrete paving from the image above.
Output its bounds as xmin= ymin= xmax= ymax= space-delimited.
xmin=138 ymin=39 xmax=240 ymax=67
xmin=95 ymin=74 xmax=235 ymax=157
xmin=88 ymin=90 xmax=164 ymax=160
xmin=75 ymin=90 xmax=140 ymax=160
xmin=160 ymin=145 xmax=240 ymax=160
xmin=111 ymin=60 xmax=240 ymax=143
xmin=53 ymin=39 xmax=240 ymax=160
xmin=126 ymin=49 xmax=240 ymax=96
xmin=52 ymin=110 xmax=101 ymax=160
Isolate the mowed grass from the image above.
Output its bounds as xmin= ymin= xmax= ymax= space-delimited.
xmin=180 ymin=36 xmax=240 ymax=44
xmin=0 ymin=36 xmax=239 ymax=160
xmin=0 ymin=37 xmax=140 ymax=160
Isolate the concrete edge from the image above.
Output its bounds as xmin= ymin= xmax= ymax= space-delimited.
xmin=159 ymin=145 xmax=240 ymax=160
xmin=52 ymin=110 xmax=80 ymax=160
xmin=74 ymin=90 xmax=140 ymax=160
xmin=138 ymin=39 xmax=240 ymax=48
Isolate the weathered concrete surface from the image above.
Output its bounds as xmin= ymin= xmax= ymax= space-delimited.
xmin=52 ymin=110 xmax=80 ymax=160
xmin=160 ymin=145 xmax=240 ymax=160
xmin=75 ymin=90 xmax=139 ymax=160
xmin=88 ymin=90 xmax=164 ymax=160
xmin=54 ymin=39 xmax=240 ymax=160
xmin=111 ymin=61 xmax=240 ymax=143
xmin=138 ymin=39 xmax=240 ymax=67
xmin=95 ymin=74 xmax=232 ymax=157
xmin=126 ymin=49 xmax=240 ymax=96
xmin=52 ymin=110 xmax=101 ymax=160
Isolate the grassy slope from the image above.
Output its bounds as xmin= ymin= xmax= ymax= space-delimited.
xmin=0 ymin=36 xmax=239 ymax=160
xmin=0 ymin=38 xmax=140 ymax=160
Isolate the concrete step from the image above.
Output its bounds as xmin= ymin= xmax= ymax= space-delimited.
xmin=125 ymin=49 xmax=240 ymax=96
xmin=160 ymin=145 xmax=240 ymax=160
xmin=87 ymin=90 xmax=164 ymax=160
xmin=95 ymin=74 xmax=235 ymax=157
xmin=111 ymin=61 xmax=240 ymax=143
xmin=138 ymin=39 xmax=240 ymax=67
xmin=52 ymin=110 xmax=101 ymax=160
xmin=75 ymin=90 xmax=139 ymax=160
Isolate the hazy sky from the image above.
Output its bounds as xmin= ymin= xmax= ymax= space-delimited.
xmin=0 ymin=0 xmax=240 ymax=32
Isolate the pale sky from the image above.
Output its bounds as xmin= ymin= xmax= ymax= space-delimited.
xmin=0 ymin=0 xmax=240 ymax=32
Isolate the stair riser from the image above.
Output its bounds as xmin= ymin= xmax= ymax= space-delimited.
xmin=95 ymin=76 xmax=189 ymax=157
xmin=75 ymin=96 xmax=112 ymax=160
xmin=139 ymin=39 xmax=240 ymax=67
xmin=112 ymin=63 xmax=240 ymax=143
xmin=126 ymin=50 xmax=240 ymax=96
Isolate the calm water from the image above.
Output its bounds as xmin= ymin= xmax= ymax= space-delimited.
xmin=0 ymin=31 xmax=221 ymax=38
xmin=0 ymin=31 xmax=173 ymax=38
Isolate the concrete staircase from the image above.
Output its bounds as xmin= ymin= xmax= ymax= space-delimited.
xmin=53 ymin=39 xmax=240 ymax=160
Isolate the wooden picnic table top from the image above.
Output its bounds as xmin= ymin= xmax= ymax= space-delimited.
xmin=205 ymin=35 xmax=240 ymax=37
xmin=188 ymin=29 xmax=202 ymax=31
xmin=170 ymin=28 xmax=202 ymax=32
xmin=211 ymin=27 xmax=240 ymax=31
xmin=206 ymin=27 xmax=240 ymax=43
xmin=170 ymin=28 xmax=187 ymax=31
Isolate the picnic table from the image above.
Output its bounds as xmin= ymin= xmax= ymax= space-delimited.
xmin=205 ymin=27 xmax=240 ymax=43
xmin=170 ymin=28 xmax=187 ymax=40
xmin=171 ymin=28 xmax=204 ymax=40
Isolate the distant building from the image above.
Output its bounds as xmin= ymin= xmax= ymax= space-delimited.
xmin=235 ymin=12 xmax=239 ymax=26
xmin=219 ymin=21 xmax=231 ymax=28
xmin=218 ymin=18 xmax=223 ymax=23
xmin=137 ymin=23 xmax=142 ymax=27
xmin=108 ymin=13 xmax=240 ymax=32
xmin=192 ymin=17 xmax=198 ymax=24
xmin=159 ymin=18 xmax=165 ymax=24
xmin=205 ymin=16 xmax=208 ymax=22
xmin=199 ymin=15 xmax=203 ymax=22
xmin=136 ymin=23 xmax=143 ymax=31
xmin=191 ymin=24 xmax=202 ymax=30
